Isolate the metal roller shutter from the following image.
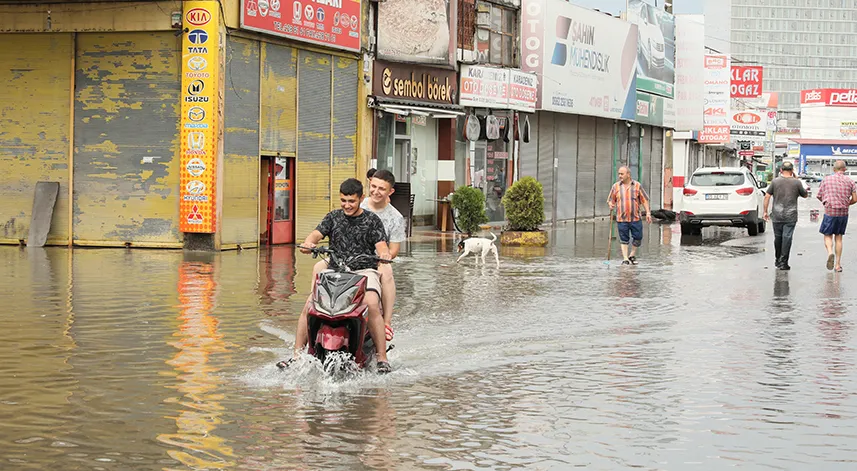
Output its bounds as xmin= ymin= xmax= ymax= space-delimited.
xmin=261 ymin=43 xmax=297 ymax=155
xmin=519 ymin=113 xmax=539 ymax=179
xmin=0 ymin=33 xmax=72 ymax=245
xmin=651 ymin=128 xmax=664 ymax=209
xmin=331 ymin=57 xmax=358 ymax=202
xmin=296 ymin=50 xmax=332 ymax=240
xmin=641 ymin=125 xmax=653 ymax=199
xmin=555 ymin=113 xmax=578 ymax=221
xmin=595 ymin=118 xmax=614 ymax=217
xmin=537 ymin=112 xmax=555 ymax=222
xmin=73 ymin=32 xmax=181 ymax=244
xmin=576 ymin=116 xmax=597 ymax=219
xmin=222 ymin=37 xmax=261 ymax=246
xmin=628 ymin=124 xmax=641 ymax=184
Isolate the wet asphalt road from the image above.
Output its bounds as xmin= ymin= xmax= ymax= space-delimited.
xmin=1 ymin=195 xmax=857 ymax=470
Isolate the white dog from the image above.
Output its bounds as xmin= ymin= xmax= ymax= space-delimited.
xmin=456 ymin=232 xmax=500 ymax=268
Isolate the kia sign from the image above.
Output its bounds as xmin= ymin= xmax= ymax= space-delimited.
xmin=801 ymin=89 xmax=857 ymax=107
xmin=730 ymin=110 xmax=766 ymax=137
xmin=731 ymin=66 xmax=762 ymax=98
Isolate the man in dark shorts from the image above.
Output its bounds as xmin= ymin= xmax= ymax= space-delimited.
xmin=607 ymin=166 xmax=653 ymax=265
xmin=763 ymin=161 xmax=808 ymax=270
xmin=816 ymin=160 xmax=857 ymax=272
xmin=280 ymin=178 xmax=393 ymax=372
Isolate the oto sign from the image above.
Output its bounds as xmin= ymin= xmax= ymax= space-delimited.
xmin=730 ymin=65 xmax=762 ymax=98
xmin=240 ymin=0 xmax=361 ymax=52
xmin=180 ymin=1 xmax=220 ymax=233
xmin=700 ymin=54 xmax=730 ymax=143
xmin=730 ymin=110 xmax=766 ymax=137
xmin=801 ymin=89 xmax=857 ymax=107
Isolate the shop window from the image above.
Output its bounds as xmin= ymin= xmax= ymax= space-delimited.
xmin=475 ymin=1 xmax=517 ymax=67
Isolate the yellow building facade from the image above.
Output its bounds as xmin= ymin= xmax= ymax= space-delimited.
xmin=0 ymin=0 xmax=370 ymax=250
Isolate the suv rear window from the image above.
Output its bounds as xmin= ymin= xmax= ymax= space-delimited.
xmin=691 ymin=172 xmax=745 ymax=187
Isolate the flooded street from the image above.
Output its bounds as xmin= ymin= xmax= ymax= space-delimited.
xmin=2 ymin=205 xmax=857 ymax=470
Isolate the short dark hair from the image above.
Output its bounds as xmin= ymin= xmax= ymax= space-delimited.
xmin=372 ymin=169 xmax=395 ymax=187
xmin=367 ymin=168 xmax=377 ymax=180
xmin=340 ymin=178 xmax=363 ymax=197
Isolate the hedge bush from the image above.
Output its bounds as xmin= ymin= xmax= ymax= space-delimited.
xmin=450 ymin=186 xmax=488 ymax=235
xmin=502 ymin=177 xmax=545 ymax=231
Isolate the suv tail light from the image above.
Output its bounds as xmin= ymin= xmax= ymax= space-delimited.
xmin=683 ymin=188 xmax=698 ymax=196
xmin=736 ymin=187 xmax=754 ymax=196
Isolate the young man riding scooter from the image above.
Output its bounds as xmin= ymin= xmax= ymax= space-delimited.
xmin=279 ymin=178 xmax=393 ymax=373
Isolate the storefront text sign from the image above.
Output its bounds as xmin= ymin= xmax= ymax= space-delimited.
xmin=459 ymin=66 xmax=537 ymax=112
xmin=731 ymin=66 xmax=763 ymax=98
xmin=373 ymin=61 xmax=457 ymax=105
xmin=699 ymin=54 xmax=730 ymax=143
xmin=180 ymin=1 xmax=220 ymax=233
xmin=240 ymin=0 xmax=361 ymax=52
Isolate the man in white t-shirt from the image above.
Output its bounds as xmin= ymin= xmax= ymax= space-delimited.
xmin=360 ymin=169 xmax=406 ymax=340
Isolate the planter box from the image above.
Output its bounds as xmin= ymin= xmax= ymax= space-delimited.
xmin=500 ymin=230 xmax=549 ymax=247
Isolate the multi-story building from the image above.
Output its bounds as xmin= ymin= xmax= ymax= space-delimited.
xmin=727 ymin=0 xmax=857 ymax=112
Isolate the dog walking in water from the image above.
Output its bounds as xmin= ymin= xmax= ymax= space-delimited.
xmin=457 ymin=232 xmax=500 ymax=268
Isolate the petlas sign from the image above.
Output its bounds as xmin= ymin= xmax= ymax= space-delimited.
xmin=801 ymin=89 xmax=857 ymax=107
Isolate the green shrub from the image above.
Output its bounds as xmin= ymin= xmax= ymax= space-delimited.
xmin=502 ymin=177 xmax=545 ymax=231
xmin=450 ymin=186 xmax=488 ymax=235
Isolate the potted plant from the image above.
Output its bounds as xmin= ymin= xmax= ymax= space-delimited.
xmin=449 ymin=186 xmax=488 ymax=235
xmin=500 ymin=176 xmax=548 ymax=247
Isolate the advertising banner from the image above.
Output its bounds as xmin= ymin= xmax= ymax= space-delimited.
xmin=521 ymin=0 xmax=637 ymax=119
xmin=801 ymin=89 xmax=857 ymax=107
xmin=841 ymin=121 xmax=857 ymax=138
xmin=373 ymin=60 xmax=457 ymax=105
xmin=730 ymin=110 xmax=766 ymax=137
xmin=730 ymin=65 xmax=763 ymax=98
xmin=635 ymin=90 xmax=675 ymax=127
xmin=698 ymin=54 xmax=730 ymax=143
xmin=627 ymin=0 xmax=675 ymax=98
xmin=240 ymin=0 xmax=361 ymax=52
xmin=180 ymin=2 xmax=220 ymax=233
xmin=459 ymin=65 xmax=537 ymax=112
xmin=674 ymin=15 xmax=704 ymax=131
xmin=377 ymin=0 xmax=453 ymax=64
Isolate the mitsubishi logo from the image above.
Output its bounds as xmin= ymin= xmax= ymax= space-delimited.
xmin=187 ymin=204 xmax=204 ymax=223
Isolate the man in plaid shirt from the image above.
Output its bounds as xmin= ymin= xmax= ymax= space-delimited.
xmin=816 ymin=160 xmax=857 ymax=272
xmin=607 ymin=166 xmax=652 ymax=265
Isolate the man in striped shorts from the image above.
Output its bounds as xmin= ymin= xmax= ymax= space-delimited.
xmin=816 ymin=160 xmax=857 ymax=272
xmin=607 ymin=166 xmax=653 ymax=265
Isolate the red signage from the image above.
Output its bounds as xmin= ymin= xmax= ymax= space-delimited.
xmin=801 ymin=88 xmax=857 ymax=107
xmin=731 ymin=66 xmax=763 ymax=98
xmin=698 ymin=125 xmax=730 ymax=143
xmin=240 ymin=0 xmax=361 ymax=52
xmin=733 ymin=112 xmax=761 ymax=124
xmin=186 ymin=8 xmax=212 ymax=25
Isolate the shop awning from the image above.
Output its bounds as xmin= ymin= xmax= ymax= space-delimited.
xmin=370 ymin=97 xmax=465 ymax=119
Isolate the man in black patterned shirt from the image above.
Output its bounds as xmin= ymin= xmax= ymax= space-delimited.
xmin=282 ymin=179 xmax=393 ymax=372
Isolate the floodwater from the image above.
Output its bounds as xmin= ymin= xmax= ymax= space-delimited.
xmin=2 ymin=202 xmax=857 ymax=470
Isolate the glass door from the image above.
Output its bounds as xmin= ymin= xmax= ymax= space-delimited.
xmin=271 ymin=157 xmax=295 ymax=244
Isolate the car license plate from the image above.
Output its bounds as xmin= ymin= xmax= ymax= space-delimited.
xmin=705 ymin=194 xmax=728 ymax=200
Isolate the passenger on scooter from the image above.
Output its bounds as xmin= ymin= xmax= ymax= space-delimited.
xmin=284 ymin=178 xmax=393 ymax=373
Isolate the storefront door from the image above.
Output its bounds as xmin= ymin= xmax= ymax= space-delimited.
xmin=262 ymin=157 xmax=295 ymax=245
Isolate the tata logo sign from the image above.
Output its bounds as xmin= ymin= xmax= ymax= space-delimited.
xmin=186 ymin=8 xmax=211 ymax=26
xmin=188 ymin=29 xmax=208 ymax=44
xmin=733 ymin=112 xmax=761 ymax=124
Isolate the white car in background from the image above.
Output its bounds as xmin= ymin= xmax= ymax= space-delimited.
xmin=680 ymin=167 xmax=767 ymax=237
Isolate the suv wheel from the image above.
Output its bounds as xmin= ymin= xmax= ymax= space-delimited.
xmin=681 ymin=223 xmax=701 ymax=236
xmin=748 ymin=221 xmax=760 ymax=236
xmin=758 ymin=221 xmax=766 ymax=234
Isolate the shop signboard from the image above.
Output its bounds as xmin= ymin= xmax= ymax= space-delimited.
xmin=635 ymin=91 xmax=675 ymax=127
xmin=373 ymin=60 xmax=457 ymax=105
xmin=801 ymin=89 xmax=857 ymax=107
xmin=459 ymin=65 xmax=537 ymax=112
xmin=240 ymin=0 xmax=361 ymax=52
xmin=730 ymin=65 xmax=763 ymax=98
xmin=521 ymin=0 xmax=637 ymax=119
xmin=730 ymin=110 xmax=766 ymax=137
xmin=800 ymin=143 xmax=857 ymax=161
xmin=180 ymin=2 xmax=220 ymax=233
xmin=698 ymin=54 xmax=730 ymax=143
xmin=377 ymin=0 xmax=454 ymax=65
xmin=627 ymin=0 xmax=675 ymax=98
xmin=674 ymin=14 xmax=704 ymax=131
xmin=841 ymin=121 xmax=857 ymax=138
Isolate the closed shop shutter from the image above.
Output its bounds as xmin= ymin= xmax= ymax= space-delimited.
xmin=296 ymin=50 xmax=332 ymax=240
xmin=595 ymin=118 xmax=613 ymax=217
xmin=331 ymin=57 xmax=358 ymax=201
xmin=628 ymin=124 xmax=641 ymax=182
xmin=555 ymin=113 xmax=578 ymax=221
xmin=651 ymin=128 xmax=664 ymax=209
xmin=641 ymin=125 xmax=653 ymax=197
xmin=73 ymin=32 xmax=180 ymax=244
xmin=537 ymin=112 xmax=555 ymax=222
xmin=0 ymin=33 xmax=72 ymax=245
xmin=222 ymin=37 xmax=261 ymax=246
xmin=577 ymin=116 xmax=597 ymax=219
xmin=519 ymin=113 xmax=539 ymax=179
xmin=260 ymin=43 xmax=297 ymax=155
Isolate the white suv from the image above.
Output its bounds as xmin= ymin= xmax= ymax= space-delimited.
xmin=680 ymin=167 xmax=767 ymax=236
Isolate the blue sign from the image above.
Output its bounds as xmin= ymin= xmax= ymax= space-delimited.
xmin=799 ymin=154 xmax=807 ymax=175
xmin=800 ymin=143 xmax=857 ymax=157
xmin=188 ymin=29 xmax=209 ymax=45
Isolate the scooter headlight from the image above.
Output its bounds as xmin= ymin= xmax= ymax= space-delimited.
xmin=315 ymin=286 xmax=333 ymax=314
xmin=332 ymin=286 xmax=359 ymax=315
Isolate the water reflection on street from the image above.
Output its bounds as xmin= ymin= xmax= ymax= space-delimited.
xmin=2 ymin=215 xmax=857 ymax=469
